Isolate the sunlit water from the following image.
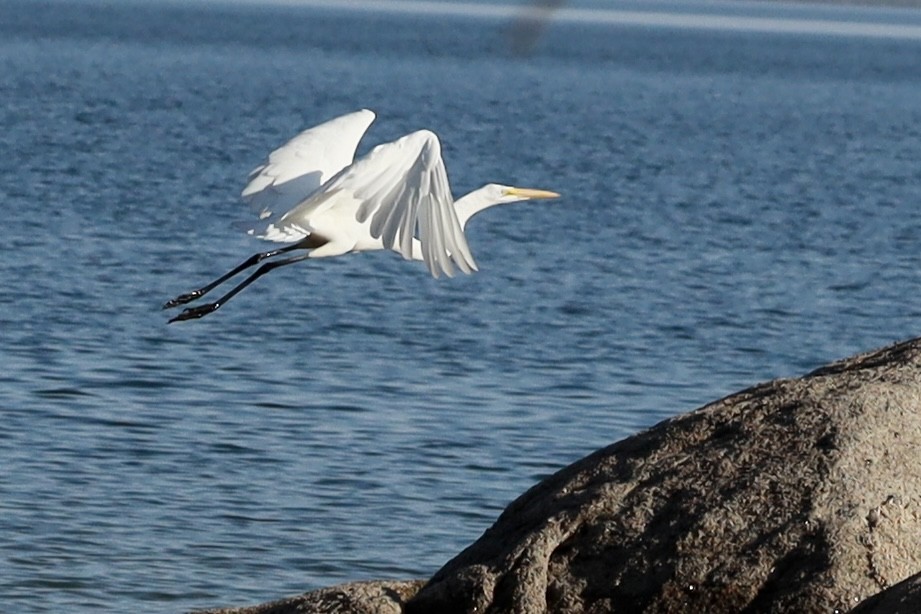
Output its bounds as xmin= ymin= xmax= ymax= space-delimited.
xmin=2 ymin=0 xmax=921 ymax=611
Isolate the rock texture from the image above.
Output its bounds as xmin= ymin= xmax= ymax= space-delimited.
xmin=852 ymin=571 xmax=921 ymax=613
xmin=408 ymin=338 xmax=921 ymax=613
xmin=192 ymin=580 xmax=425 ymax=614
xmin=194 ymin=337 xmax=921 ymax=613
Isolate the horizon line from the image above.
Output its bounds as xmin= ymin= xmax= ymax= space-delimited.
xmin=204 ymin=0 xmax=921 ymax=40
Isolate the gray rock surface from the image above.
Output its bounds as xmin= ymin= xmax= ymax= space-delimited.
xmin=408 ymin=338 xmax=921 ymax=613
xmin=192 ymin=579 xmax=425 ymax=614
xmin=853 ymin=570 xmax=921 ymax=613
xmin=194 ymin=338 xmax=921 ymax=613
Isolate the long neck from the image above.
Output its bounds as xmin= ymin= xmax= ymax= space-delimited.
xmin=453 ymin=187 xmax=507 ymax=230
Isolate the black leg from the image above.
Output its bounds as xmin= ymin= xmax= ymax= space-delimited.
xmin=163 ymin=239 xmax=312 ymax=309
xmin=168 ymin=253 xmax=312 ymax=323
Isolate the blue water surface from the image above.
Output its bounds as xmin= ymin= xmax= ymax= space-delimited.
xmin=2 ymin=0 xmax=921 ymax=611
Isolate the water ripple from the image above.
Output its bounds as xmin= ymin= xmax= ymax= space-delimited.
xmin=2 ymin=3 xmax=921 ymax=613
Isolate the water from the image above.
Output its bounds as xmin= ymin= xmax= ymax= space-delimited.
xmin=2 ymin=0 xmax=921 ymax=611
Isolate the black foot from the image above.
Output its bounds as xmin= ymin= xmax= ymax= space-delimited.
xmin=168 ymin=302 xmax=220 ymax=323
xmin=163 ymin=290 xmax=205 ymax=309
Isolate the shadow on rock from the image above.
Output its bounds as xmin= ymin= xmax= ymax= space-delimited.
xmin=196 ymin=338 xmax=921 ymax=614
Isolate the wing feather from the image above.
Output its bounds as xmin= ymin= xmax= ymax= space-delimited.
xmin=257 ymin=128 xmax=479 ymax=277
xmin=422 ymin=193 xmax=450 ymax=277
xmin=351 ymin=130 xmax=477 ymax=277
xmin=242 ymin=109 xmax=375 ymax=224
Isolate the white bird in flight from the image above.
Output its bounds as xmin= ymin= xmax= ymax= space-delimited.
xmin=164 ymin=109 xmax=560 ymax=322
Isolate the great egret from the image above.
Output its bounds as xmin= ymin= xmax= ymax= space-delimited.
xmin=164 ymin=109 xmax=559 ymax=322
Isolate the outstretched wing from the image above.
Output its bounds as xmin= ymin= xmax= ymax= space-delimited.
xmin=241 ymin=109 xmax=376 ymax=222
xmin=344 ymin=130 xmax=478 ymax=278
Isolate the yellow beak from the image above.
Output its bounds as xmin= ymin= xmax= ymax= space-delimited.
xmin=505 ymin=187 xmax=561 ymax=199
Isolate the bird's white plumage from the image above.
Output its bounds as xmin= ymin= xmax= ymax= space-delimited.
xmin=241 ymin=108 xmax=375 ymax=222
xmin=351 ymin=130 xmax=476 ymax=277
xmin=164 ymin=109 xmax=560 ymax=321
xmin=240 ymin=110 xmax=559 ymax=279
xmin=256 ymin=128 xmax=477 ymax=278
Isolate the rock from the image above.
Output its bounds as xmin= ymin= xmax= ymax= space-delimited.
xmin=191 ymin=579 xmax=425 ymax=614
xmin=852 ymin=571 xmax=921 ymax=613
xmin=194 ymin=338 xmax=921 ymax=613
xmin=407 ymin=337 xmax=921 ymax=613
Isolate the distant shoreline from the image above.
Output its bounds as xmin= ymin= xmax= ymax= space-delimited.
xmin=792 ymin=0 xmax=921 ymax=7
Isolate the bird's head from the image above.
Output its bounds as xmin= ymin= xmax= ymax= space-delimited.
xmin=453 ymin=183 xmax=560 ymax=230
xmin=482 ymin=184 xmax=561 ymax=204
